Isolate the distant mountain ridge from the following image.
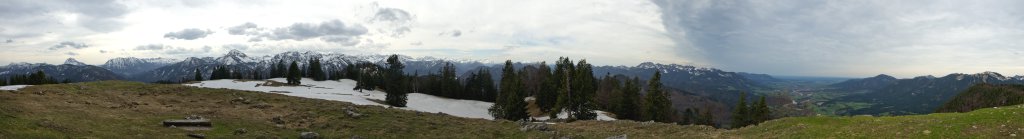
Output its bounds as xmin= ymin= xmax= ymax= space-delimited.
xmin=829 ymin=74 xmax=898 ymax=92
xmin=0 ymin=62 xmax=123 ymax=82
xmin=831 ymin=71 xmax=1024 ymax=115
xmin=0 ymin=50 xmax=780 ymax=112
xmin=100 ymin=57 xmax=179 ymax=77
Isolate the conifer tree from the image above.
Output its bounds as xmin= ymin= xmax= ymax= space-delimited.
xmin=615 ymin=77 xmax=641 ymax=121
xmin=384 ymin=55 xmax=408 ymax=107
xmin=465 ymin=68 xmax=497 ymax=102
xmin=344 ymin=64 xmax=358 ymax=80
xmin=438 ymin=62 xmax=460 ymax=98
xmin=551 ymin=57 xmax=575 ymax=118
xmin=194 ymin=69 xmax=203 ymax=81
xmin=644 ymin=71 xmax=672 ymax=122
xmin=569 ymin=59 xmax=597 ymax=120
xmin=536 ymin=62 xmax=558 ymax=113
xmin=489 ymin=60 xmax=528 ymax=120
xmin=731 ymin=92 xmax=750 ymax=128
xmin=287 ymin=61 xmax=301 ymax=85
xmin=309 ymin=58 xmax=326 ymax=81
xmin=276 ymin=60 xmax=287 ymax=78
xmin=752 ymin=96 xmax=770 ymax=124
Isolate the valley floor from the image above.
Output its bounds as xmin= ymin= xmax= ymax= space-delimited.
xmin=0 ymin=81 xmax=1021 ymax=138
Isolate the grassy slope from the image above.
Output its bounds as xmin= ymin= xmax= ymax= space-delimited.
xmin=0 ymin=81 xmax=546 ymax=138
xmin=1 ymin=81 xmax=1022 ymax=138
xmin=732 ymin=104 xmax=1024 ymax=138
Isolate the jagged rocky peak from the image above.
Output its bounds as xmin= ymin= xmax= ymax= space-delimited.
xmin=224 ymin=49 xmax=248 ymax=57
xmin=64 ymin=58 xmax=87 ymax=66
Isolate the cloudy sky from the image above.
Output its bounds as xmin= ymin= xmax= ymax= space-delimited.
xmin=2 ymin=0 xmax=1024 ymax=78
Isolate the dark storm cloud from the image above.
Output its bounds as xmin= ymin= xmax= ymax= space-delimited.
xmin=651 ymin=0 xmax=1024 ymax=76
xmin=50 ymin=41 xmax=90 ymax=50
xmin=164 ymin=28 xmax=214 ymax=40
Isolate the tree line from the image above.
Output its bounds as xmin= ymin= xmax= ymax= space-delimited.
xmin=1 ymin=70 xmax=65 ymax=86
xmin=180 ymin=55 xmax=770 ymax=127
xmin=730 ymin=92 xmax=771 ymax=128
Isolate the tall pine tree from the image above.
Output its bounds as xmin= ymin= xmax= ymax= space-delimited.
xmin=644 ymin=71 xmax=672 ymax=122
xmin=752 ymin=96 xmax=770 ymax=125
xmin=438 ymin=62 xmax=460 ymax=98
xmin=550 ymin=57 xmax=575 ymax=118
xmin=731 ymin=92 xmax=750 ymax=128
xmin=194 ymin=68 xmax=203 ymax=81
xmin=384 ymin=55 xmax=408 ymax=107
xmin=287 ymin=61 xmax=301 ymax=85
xmin=309 ymin=58 xmax=327 ymax=81
xmin=615 ymin=77 xmax=642 ymax=121
xmin=568 ymin=59 xmax=597 ymax=120
xmin=276 ymin=60 xmax=288 ymax=78
xmin=489 ymin=60 xmax=529 ymax=121
xmin=536 ymin=62 xmax=558 ymax=113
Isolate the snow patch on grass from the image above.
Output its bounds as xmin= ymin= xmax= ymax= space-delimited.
xmin=185 ymin=78 xmax=616 ymax=121
xmin=0 ymin=85 xmax=30 ymax=91
xmin=185 ymin=78 xmax=495 ymax=119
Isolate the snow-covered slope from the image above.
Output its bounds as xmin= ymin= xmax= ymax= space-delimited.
xmin=185 ymin=78 xmax=615 ymax=121
xmin=0 ymin=85 xmax=31 ymax=91
xmin=186 ymin=78 xmax=496 ymax=119
xmin=100 ymin=57 xmax=178 ymax=76
xmin=63 ymin=58 xmax=87 ymax=66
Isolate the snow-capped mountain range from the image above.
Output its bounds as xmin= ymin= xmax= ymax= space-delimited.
xmin=100 ymin=57 xmax=179 ymax=77
xmin=0 ymin=60 xmax=123 ymax=82
xmin=127 ymin=49 xmax=492 ymax=82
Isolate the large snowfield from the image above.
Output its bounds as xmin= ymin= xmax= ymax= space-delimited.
xmin=0 ymin=85 xmax=30 ymax=91
xmin=185 ymin=78 xmax=615 ymax=121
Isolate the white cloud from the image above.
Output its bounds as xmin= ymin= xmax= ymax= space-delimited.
xmin=164 ymin=28 xmax=214 ymax=40
xmin=50 ymin=41 xmax=90 ymax=50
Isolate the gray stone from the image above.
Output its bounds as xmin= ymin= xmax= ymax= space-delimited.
xmin=344 ymin=106 xmax=363 ymax=118
xmin=185 ymin=115 xmax=204 ymax=120
xmin=518 ymin=121 xmax=550 ymax=132
xmin=300 ymin=132 xmax=320 ymax=139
